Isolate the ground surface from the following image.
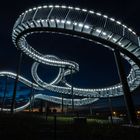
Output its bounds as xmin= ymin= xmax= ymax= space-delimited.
xmin=0 ymin=112 xmax=140 ymax=140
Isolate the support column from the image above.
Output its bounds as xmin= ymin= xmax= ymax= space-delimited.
xmin=45 ymin=102 xmax=48 ymax=120
xmin=114 ymin=49 xmax=137 ymax=124
xmin=29 ymin=96 xmax=32 ymax=112
xmin=89 ymin=96 xmax=93 ymax=116
xmin=61 ymin=71 xmax=65 ymax=114
xmin=61 ymin=92 xmax=64 ymax=113
xmin=11 ymin=52 xmax=23 ymax=114
xmin=31 ymin=81 xmax=34 ymax=112
xmin=1 ymin=77 xmax=8 ymax=111
xmin=32 ymin=91 xmax=35 ymax=112
xmin=90 ymin=105 xmax=93 ymax=116
xmin=66 ymin=104 xmax=69 ymax=115
xmin=29 ymin=82 xmax=33 ymax=112
xmin=70 ymin=67 xmax=74 ymax=115
xmin=108 ymin=96 xmax=113 ymax=124
xmin=40 ymin=100 xmax=43 ymax=113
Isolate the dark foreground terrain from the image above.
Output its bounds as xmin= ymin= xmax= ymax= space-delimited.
xmin=0 ymin=112 xmax=140 ymax=140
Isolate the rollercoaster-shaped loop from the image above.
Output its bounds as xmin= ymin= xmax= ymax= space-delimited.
xmin=0 ymin=4 xmax=140 ymax=112
xmin=12 ymin=4 xmax=140 ymax=96
xmin=0 ymin=71 xmax=98 ymax=112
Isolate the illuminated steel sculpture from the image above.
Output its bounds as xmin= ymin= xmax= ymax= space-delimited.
xmin=0 ymin=5 xmax=140 ymax=113
xmin=0 ymin=71 xmax=98 ymax=111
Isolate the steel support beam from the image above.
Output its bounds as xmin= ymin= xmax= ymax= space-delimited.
xmin=45 ymin=102 xmax=48 ymax=120
xmin=11 ymin=52 xmax=23 ymax=114
xmin=108 ymin=96 xmax=113 ymax=124
xmin=71 ymin=68 xmax=74 ymax=115
xmin=40 ymin=99 xmax=43 ymax=113
xmin=61 ymin=92 xmax=64 ymax=113
xmin=114 ymin=49 xmax=137 ymax=125
xmin=1 ymin=77 xmax=8 ymax=111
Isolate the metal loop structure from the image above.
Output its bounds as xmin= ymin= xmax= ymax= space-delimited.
xmin=0 ymin=71 xmax=98 ymax=112
xmin=1 ymin=4 xmax=140 ymax=112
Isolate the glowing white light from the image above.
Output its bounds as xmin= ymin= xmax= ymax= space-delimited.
xmin=103 ymin=15 xmax=108 ymax=18
xmin=68 ymin=6 xmax=73 ymax=9
xmin=41 ymin=20 xmax=44 ymax=22
xmin=49 ymin=5 xmax=53 ymax=8
xmin=116 ymin=21 xmax=121 ymax=25
xmin=122 ymin=24 xmax=127 ymax=28
xmin=118 ymin=42 xmax=122 ymax=45
xmin=33 ymin=7 xmax=37 ymax=10
xmin=56 ymin=19 xmax=60 ymax=23
xmin=75 ymin=7 xmax=80 ymax=10
xmin=66 ymin=21 xmax=71 ymax=25
xmin=102 ymin=32 xmax=107 ymax=35
xmin=110 ymin=18 xmax=115 ymax=21
xmin=96 ymin=12 xmax=101 ymax=16
xmin=43 ymin=5 xmax=47 ymax=8
xmin=113 ymin=38 xmax=117 ymax=42
xmin=117 ymin=85 xmax=121 ymax=88
xmin=82 ymin=9 xmax=87 ymax=12
xmin=89 ymin=10 xmax=94 ymax=14
xmin=50 ymin=19 xmax=55 ymax=22
xmin=84 ymin=25 xmax=90 ymax=29
xmin=108 ymin=35 xmax=112 ymax=38
xmin=37 ymin=20 xmax=40 ymax=23
xmin=78 ymin=23 xmax=83 ymax=27
xmin=132 ymin=31 xmax=136 ymax=35
xmin=96 ymin=29 xmax=101 ymax=33
xmin=73 ymin=22 xmax=78 ymax=26
xmin=61 ymin=20 xmax=65 ymax=23
xmin=62 ymin=5 xmax=66 ymax=8
xmin=55 ymin=5 xmax=60 ymax=8
xmin=21 ymin=12 xmax=24 ymax=16
xmin=38 ymin=6 xmax=42 ymax=9
xmin=128 ymin=28 xmax=132 ymax=32
xmin=28 ymin=9 xmax=32 ymax=12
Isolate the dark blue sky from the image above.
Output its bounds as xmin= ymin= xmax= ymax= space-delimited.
xmin=0 ymin=0 xmax=140 ymax=89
